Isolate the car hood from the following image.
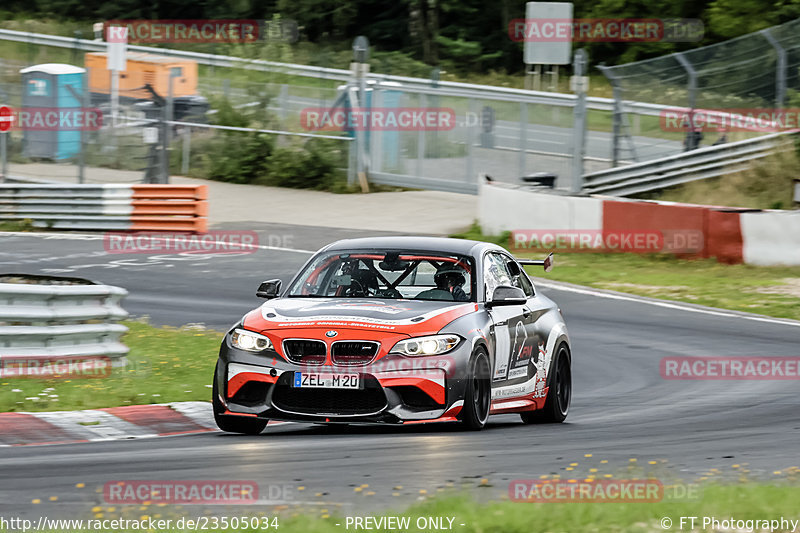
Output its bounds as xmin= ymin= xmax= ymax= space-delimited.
xmin=241 ymin=297 xmax=478 ymax=336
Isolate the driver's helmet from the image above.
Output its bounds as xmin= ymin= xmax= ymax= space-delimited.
xmin=434 ymin=265 xmax=466 ymax=289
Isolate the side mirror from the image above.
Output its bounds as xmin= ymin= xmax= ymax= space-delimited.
xmin=543 ymin=252 xmax=554 ymax=273
xmin=487 ymin=285 xmax=527 ymax=307
xmin=256 ymin=279 xmax=282 ymax=299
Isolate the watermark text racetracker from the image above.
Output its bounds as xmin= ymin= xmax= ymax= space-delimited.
xmin=0 ymin=355 xmax=111 ymax=379
xmin=103 ymin=480 xmax=294 ymax=504
xmin=102 ymin=231 xmax=288 ymax=254
xmin=661 ymin=356 xmax=800 ymax=380
xmin=511 ymin=229 xmax=704 ymax=254
xmin=661 ymin=108 xmax=800 ymax=132
xmin=0 ymin=107 xmax=102 ymax=131
xmin=510 ymin=480 xmax=700 ymax=503
xmin=105 ymin=19 xmax=298 ymax=43
xmin=301 ymin=107 xmax=457 ymax=132
xmin=509 ymin=18 xmax=703 ymax=42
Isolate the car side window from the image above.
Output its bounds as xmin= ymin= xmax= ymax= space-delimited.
xmin=484 ymin=253 xmax=514 ymax=300
xmin=496 ymin=254 xmax=535 ymax=297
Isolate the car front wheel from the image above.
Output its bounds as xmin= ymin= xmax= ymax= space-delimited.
xmin=460 ymin=348 xmax=491 ymax=430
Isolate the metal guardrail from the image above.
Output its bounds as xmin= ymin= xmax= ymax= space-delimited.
xmin=580 ymin=132 xmax=797 ymax=196
xmin=0 ymin=28 xmax=658 ymax=112
xmin=0 ymin=184 xmax=208 ymax=231
xmin=0 ymin=276 xmax=129 ymax=360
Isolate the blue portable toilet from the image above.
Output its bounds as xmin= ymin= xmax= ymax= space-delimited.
xmin=20 ymin=63 xmax=86 ymax=160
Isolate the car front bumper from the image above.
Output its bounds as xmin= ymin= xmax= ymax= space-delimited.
xmin=216 ymin=344 xmax=470 ymax=424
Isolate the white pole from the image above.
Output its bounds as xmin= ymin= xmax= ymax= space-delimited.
xmin=111 ymin=69 xmax=119 ymax=128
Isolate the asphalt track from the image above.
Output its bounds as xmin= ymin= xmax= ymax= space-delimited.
xmin=1 ymin=226 xmax=799 ymax=520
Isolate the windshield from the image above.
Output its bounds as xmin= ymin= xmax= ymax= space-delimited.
xmin=287 ymin=250 xmax=475 ymax=302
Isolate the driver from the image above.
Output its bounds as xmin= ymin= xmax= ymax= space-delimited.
xmin=434 ymin=266 xmax=469 ymax=301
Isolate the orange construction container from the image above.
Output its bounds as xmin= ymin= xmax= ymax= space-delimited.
xmin=85 ymin=52 xmax=198 ymax=100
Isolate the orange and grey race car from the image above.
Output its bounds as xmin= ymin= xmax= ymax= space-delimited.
xmin=212 ymin=236 xmax=570 ymax=433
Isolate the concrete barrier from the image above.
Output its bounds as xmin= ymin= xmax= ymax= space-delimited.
xmin=478 ymin=180 xmax=800 ymax=266
xmin=741 ymin=210 xmax=800 ymax=266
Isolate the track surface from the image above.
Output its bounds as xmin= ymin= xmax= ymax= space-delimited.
xmin=1 ymin=226 xmax=799 ymax=518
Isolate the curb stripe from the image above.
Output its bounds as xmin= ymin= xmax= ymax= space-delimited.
xmin=101 ymin=404 xmax=212 ymax=435
xmin=32 ymin=410 xmax=158 ymax=441
xmin=0 ymin=412 xmax=87 ymax=446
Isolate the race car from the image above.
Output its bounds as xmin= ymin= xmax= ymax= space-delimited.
xmin=212 ymin=236 xmax=571 ymax=433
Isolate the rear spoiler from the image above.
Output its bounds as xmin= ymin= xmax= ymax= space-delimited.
xmin=516 ymin=252 xmax=554 ymax=273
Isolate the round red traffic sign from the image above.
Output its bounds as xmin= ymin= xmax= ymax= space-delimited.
xmin=0 ymin=105 xmax=12 ymax=132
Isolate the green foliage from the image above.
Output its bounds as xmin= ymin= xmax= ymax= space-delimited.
xmin=204 ymin=132 xmax=275 ymax=184
xmin=254 ymin=138 xmax=346 ymax=190
xmin=707 ymin=0 xmax=800 ymax=38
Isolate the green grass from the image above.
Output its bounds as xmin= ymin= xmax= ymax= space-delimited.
xmin=0 ymin=219 xmax=39 ymax=231
xmin=454 ymin=224 xmax=800 ymax=321
xmin=0 ymin=321 xmax=222 ymax=412
xmin=640 ymin=149 xmax=800 ymax=210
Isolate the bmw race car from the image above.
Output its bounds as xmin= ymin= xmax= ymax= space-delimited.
xmin=212 ymin=236 xmax=571 ymax=433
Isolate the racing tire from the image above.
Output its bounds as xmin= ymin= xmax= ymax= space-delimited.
xmin=212 ymin=366 xmax=268 ymax=435
xmin=460 ymin=348 xmax=491 ymax=430
xmin=520 ymin=343 xmax=571 ymax=424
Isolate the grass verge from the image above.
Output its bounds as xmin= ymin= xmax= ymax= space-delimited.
xmin=453 ymin=224 xmax=800 ymax=321
xmin=12 ymin=484 xmax=800 ymax=532
xmin=0 ymin=321 xmax=223 ymax=412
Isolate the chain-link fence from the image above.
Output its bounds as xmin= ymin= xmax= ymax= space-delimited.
xmin=599 ymin=18 xmax=800 ymax=166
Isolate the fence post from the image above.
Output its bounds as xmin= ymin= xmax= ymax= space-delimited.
xmin=416 ymin=93 xmax=426 ymax=177
xmin=518 ymin=101 xmax=527 ymax=178
xmin=0 ymin=132 xmax=6 ymax=183
xmin=466 ymin=98 xmax=476 ymax=185
xmin=571 ymin=49 xmax=588 ymax=194
xmin=598 ymin=65 xmax=622 ymax=167
xmin=181 ymin=127 xmax=191 ymax=175
xmin=761 ymin=28 xmax=786 ymax=108
xmin=674 ymin=52 xmax=698 ymax=151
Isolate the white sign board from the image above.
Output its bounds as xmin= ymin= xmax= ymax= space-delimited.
xmin=107 ymin=26 xmax=128 ymax=72
xmin=524 ymin=2 xmax=573 ymax=65
xmin=143 ymin=127 xmax=159 ymax=144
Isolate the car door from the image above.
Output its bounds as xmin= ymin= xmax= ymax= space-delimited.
xmin=503 ymin=255 xmax=551 ymax=384
xmin=483 ymin=252 xmax=529 ymax=384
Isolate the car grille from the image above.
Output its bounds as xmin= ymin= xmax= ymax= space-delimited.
xmin=331 ymin=341 xmax=379 ymax=365
xmin=271 ymin=374 xmax=387 ymax=415
xmin=283 ymin=339 xmax=327 ymax=365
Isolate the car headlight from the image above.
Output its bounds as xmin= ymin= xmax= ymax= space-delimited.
xmin=390 ymin=334 xmax=460 ymax=356
xmin=231 ymin=328 xmax=273 ymax=352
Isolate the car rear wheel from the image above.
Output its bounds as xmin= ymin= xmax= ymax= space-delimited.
xmin=520 ymin=343 xmax=571 ymax=424
xmin=460 ymin=348 xmax=491 ymax=430
xmin=212 ymin=365 xmax=268 ymax=435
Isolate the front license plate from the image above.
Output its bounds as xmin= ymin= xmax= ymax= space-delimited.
xmin=293 ymin=372 xmax=360 ymax=389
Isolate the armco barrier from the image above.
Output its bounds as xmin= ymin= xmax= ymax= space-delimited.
xmin=0 ymin=275 xmax=129 ymax=361
xmin=0 ymin=184 xmax=208 ymax=232
xmin=479 ymin=180 xmax=800 ymax=266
